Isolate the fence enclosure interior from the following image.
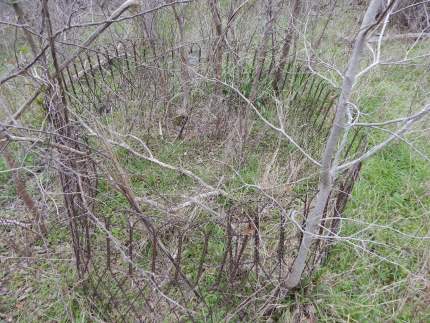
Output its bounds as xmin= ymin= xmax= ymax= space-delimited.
xmin=1 ymin=7 xmax=366 ymax=321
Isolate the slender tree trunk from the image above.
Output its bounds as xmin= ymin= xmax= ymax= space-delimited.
xmin=42 ymin=0 xmax=93 ymax=276
xmin=0 ymin=1 xmax=47 ymax=242
xmin=249 ymin=0 xmax=275 ymax=102
xmin=2 ymin=149 xmax=47 ymax=238
xmin=209 ymin=0 xmax=224 ymax=86
xmin=285 ymin=0 xmax=385 ymax=289
xmin=237 ymin=0 xmax=277 ymax=153
xmin=312 ymin=0 xmax=338 ymax=53
xmin=272 ymin=0 xmax=301 ymax=94
xmin=172 ymin=4 xmax=192 ymax=139
xmin=11 ymin=2 xmax=38 ymax=57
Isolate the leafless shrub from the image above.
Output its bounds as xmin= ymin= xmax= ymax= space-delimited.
xmin=1 ymin=0 xmax=429 ymax=320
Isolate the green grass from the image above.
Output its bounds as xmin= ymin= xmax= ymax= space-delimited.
xmin=1 ymin=259 xmax=95 ymax=322
xmin=308 ymin=141 xmax=430 ymax=322
xmin=0 ymin=158 xmax=10 ymax=184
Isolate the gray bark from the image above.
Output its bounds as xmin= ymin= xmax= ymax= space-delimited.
xmin=285 ymin=0 xmax=386 ymax=289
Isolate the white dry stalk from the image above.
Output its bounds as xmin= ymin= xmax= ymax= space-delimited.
xmin=285 ymin=0 xmax=389 ymax=289
xmin=338 ymin=103 xmax=430 ymax=171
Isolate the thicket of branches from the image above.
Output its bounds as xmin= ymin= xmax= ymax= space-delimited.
xmin=0 ymin=0 xmax=429 ymax=321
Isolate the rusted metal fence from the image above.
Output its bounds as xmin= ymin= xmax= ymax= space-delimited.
xmin=2 ymin=32 xmax=365 ymax=320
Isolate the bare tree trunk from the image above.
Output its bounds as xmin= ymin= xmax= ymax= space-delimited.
xmin=42 ymin=0 xmax=95 ymax=277
xmin=0 ymin=1 xmax=47 ymax=243
xmin=140 ymin=0 xmax=160 ymax=45
xmin=10 ymin=2 xmax=39 ymax=57
xmin=172 ymin=4 xmax=192 ymax=139
xmin=272 ymin=0 xmax=301 ymax=94
xmin=249 ymin=0 xmax=275 ymax=103
xmin=209 ymin=0 xmax=224 ymax=86
xmin=2 ymin=149 xmax=48 ymax=238
xmin=237 ymin=0 xmax=277 ymax=153
xmin=285 ymin=0 xmax=386 ymax=289
xmin=312 ymin=0 xmax=338 ymax=53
